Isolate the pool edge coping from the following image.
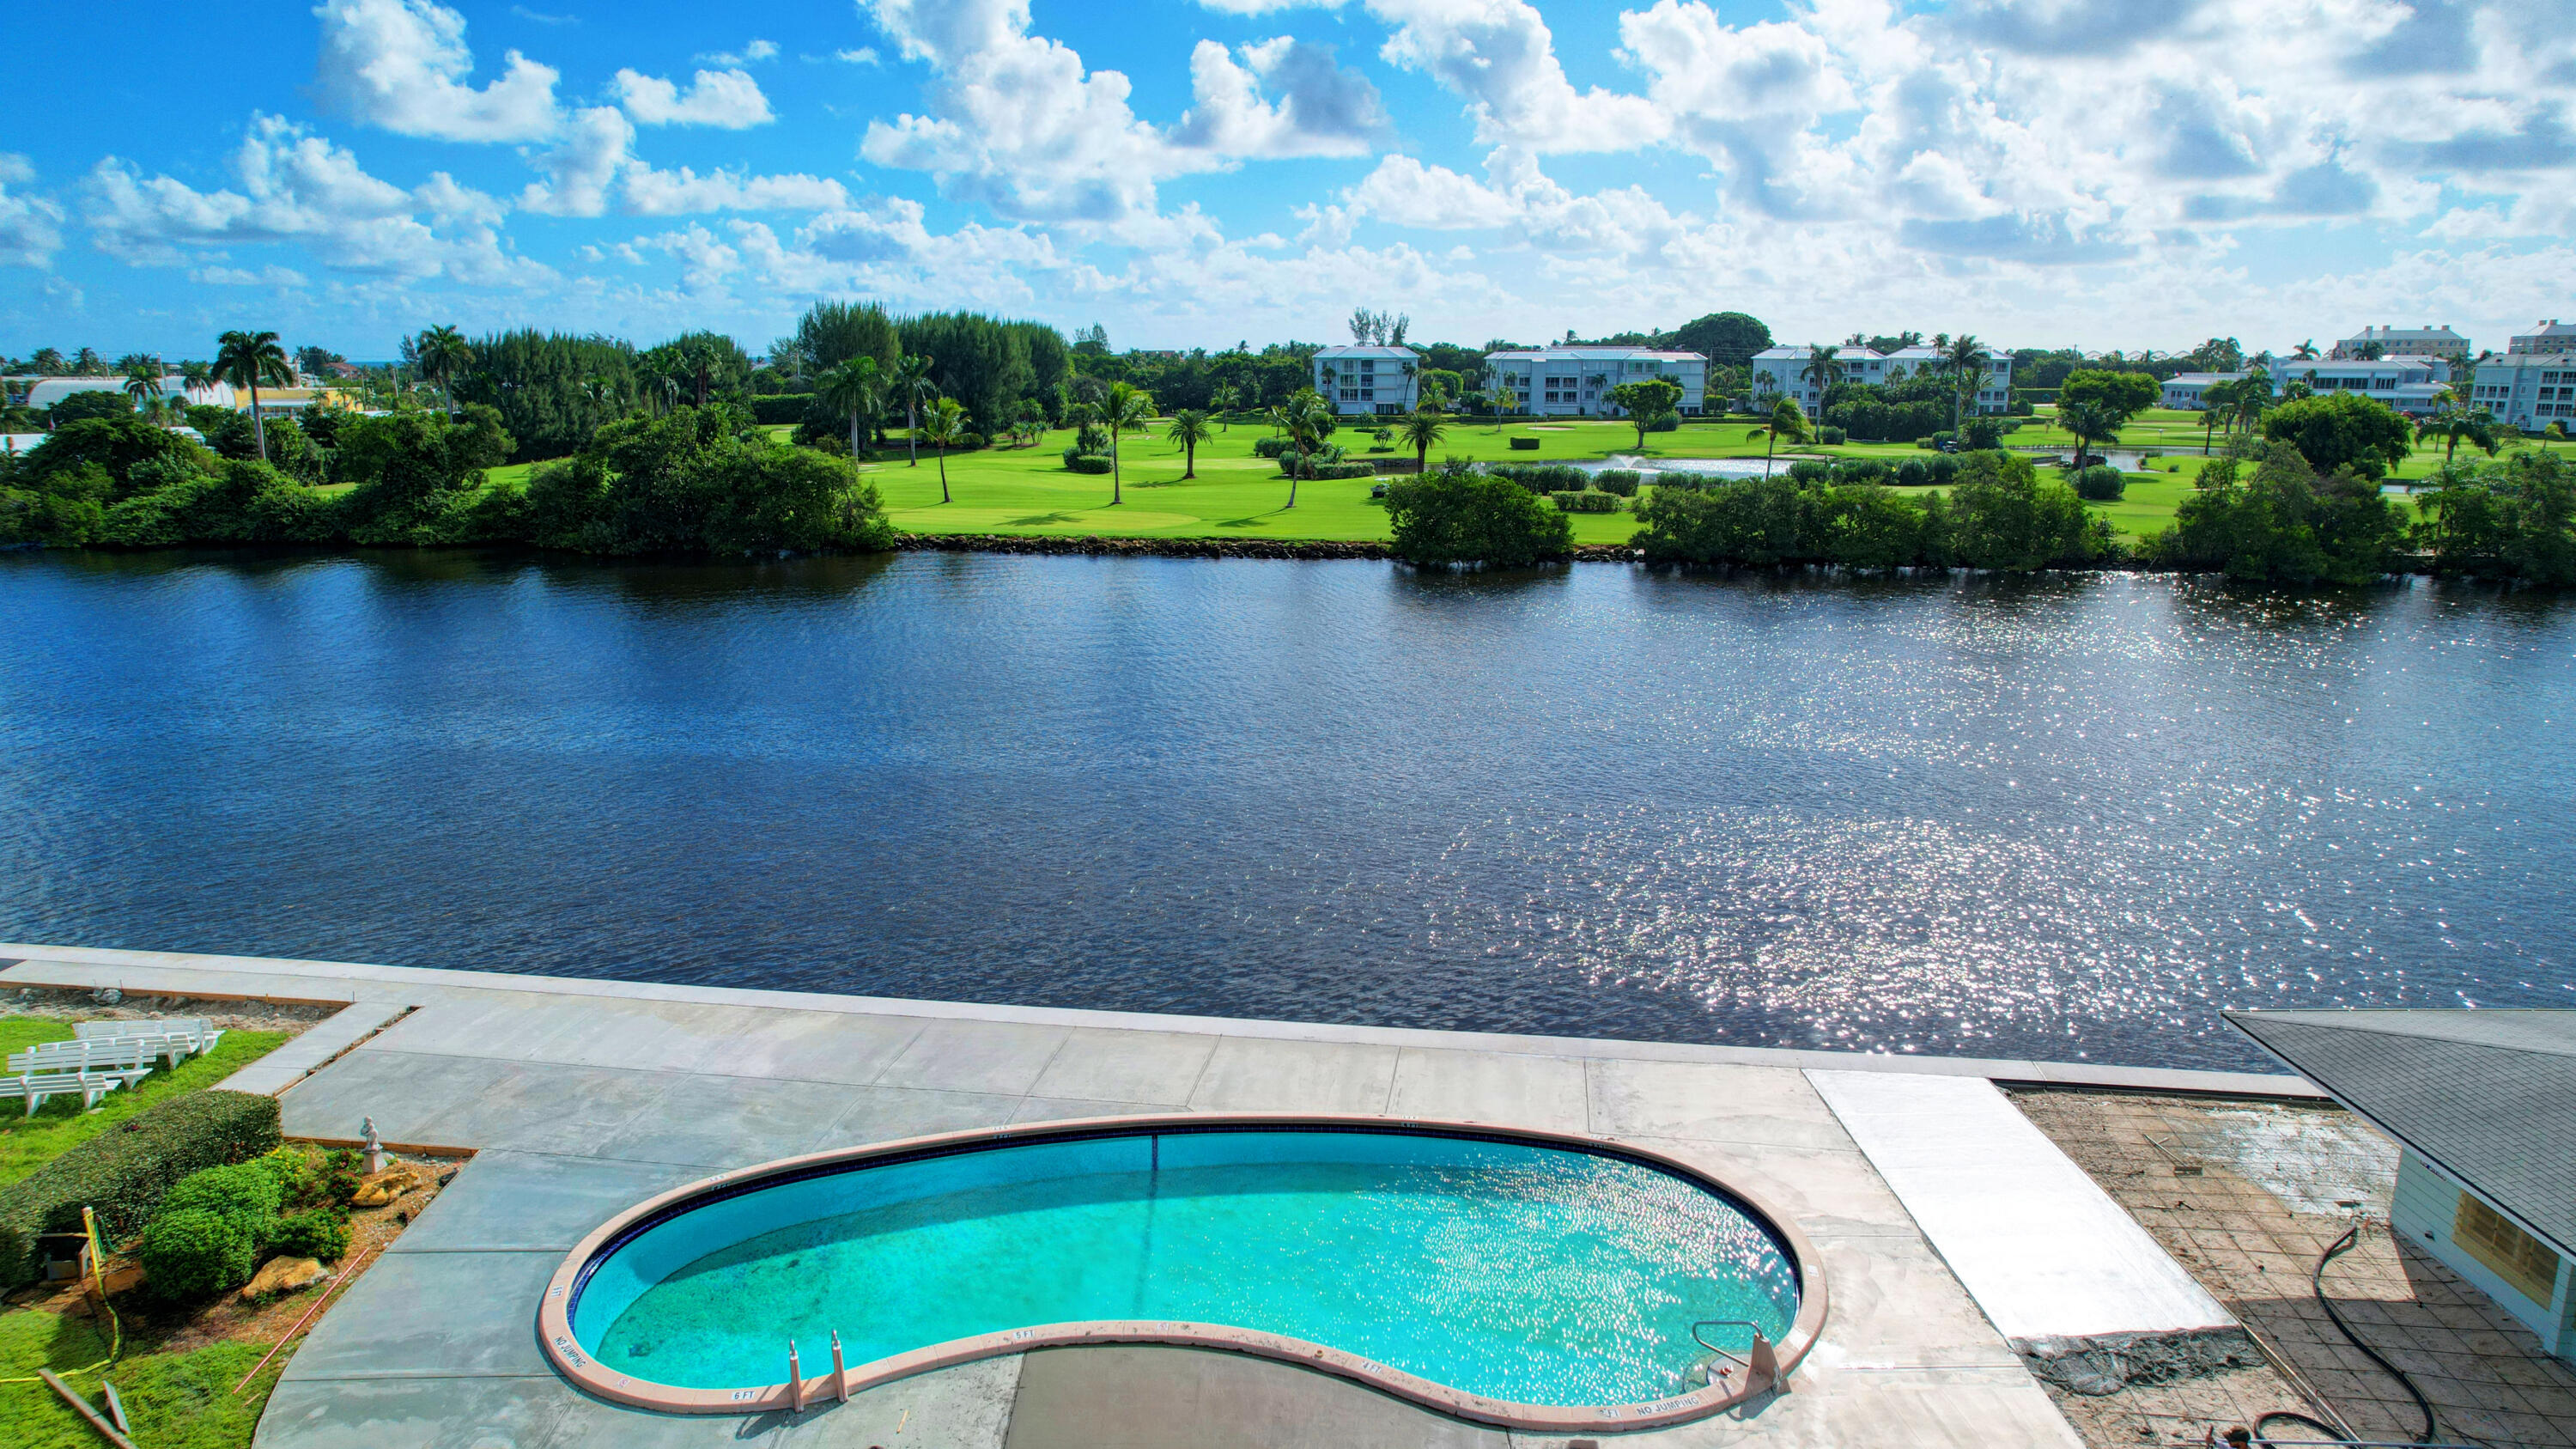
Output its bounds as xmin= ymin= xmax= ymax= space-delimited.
xmin=532 ymin=1111 xmax=1829 ymax=1433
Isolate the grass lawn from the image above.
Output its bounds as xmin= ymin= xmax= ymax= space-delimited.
xmin=434 ymin=406 xmax=2562 ymax=553
xmin=857 ymin=418 xmax=1817 ymax=547
xmin=0 ymin=1020 xmax=290 ymax=1190
xmin=0 ymin=1019 xmax=294 ymax=1446
xmin=0 ymin=1311 xmax=282 ymax=1449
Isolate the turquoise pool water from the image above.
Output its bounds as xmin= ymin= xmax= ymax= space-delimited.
xmin=573 ymin=1129 xmax=1800 ymax=1408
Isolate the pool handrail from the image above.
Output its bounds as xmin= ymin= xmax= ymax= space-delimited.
xmin=533 ymin=1111 xmax=1831 ymax=1434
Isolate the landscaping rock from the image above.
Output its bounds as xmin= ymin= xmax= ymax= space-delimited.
xmin=351 ymin=1167 xmax=420 ymax=1207
xmin=241 ymin=1255 xmax=325 ymax=1300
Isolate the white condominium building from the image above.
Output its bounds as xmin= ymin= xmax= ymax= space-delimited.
xmin=1477 ymin=347 xmax=1710 ymax=419
xmin=2271 ymin=356 xmax=2451 ymax=418
xmin=1309 ymin=345 xmax=1427 ymax=417
xmin=1750 ymin=344 xmax=2014 ymax=420
xmin=2509 ymin=320 xmax=2576 ymax=355
xmin=2468 ymin=352 xmax=2576 ymax=431
xmin=2332 ymin=324 xmax=2470 ymax=364
xmin=2167 ymin=358 xmax=2451 ymax=419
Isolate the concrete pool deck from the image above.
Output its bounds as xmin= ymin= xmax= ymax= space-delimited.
xmin=0 ymin=943 xmax=2320 ymax=1447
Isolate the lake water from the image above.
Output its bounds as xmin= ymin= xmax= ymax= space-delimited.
xmin=3 ymin=550 xmax=2569 ymax=1071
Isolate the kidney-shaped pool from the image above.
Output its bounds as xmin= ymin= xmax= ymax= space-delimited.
xmin=539 ymin=1116 xmax=1826 ymax=1431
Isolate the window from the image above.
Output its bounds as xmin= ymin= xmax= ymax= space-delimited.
xmin=2453 ymin=1193 xmax=2561 ymax=1306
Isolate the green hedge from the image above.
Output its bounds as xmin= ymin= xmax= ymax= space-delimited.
xmin=1508 ymin=436 xmax=1541 ymax=450
xmin=751 ymin=393 xmax=817 ymax=425
xmin=1252 ymin=436 xmax=1292 ymax=458
xmin=1490 ymin=463 xmax=1589 ymax=492
xmin=1551 ymin=490 xmax=1623 ymax=513
xmin=0 ymin=1090 xmax=281 ymax=1287
xmin=1062 ymin=454 xmax=1113 ymax=474
xmin=1303 ymin=461 xmax=1376 ymax=480
xmin=1593 ymin=469 xmax=1642 ymax=497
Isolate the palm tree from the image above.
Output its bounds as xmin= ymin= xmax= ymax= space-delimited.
xmin=920 ymin=397 xmax=967 ymax=503
xmin=122 ymin=359 xmax=163 ymax=416
xmin=178 ymin=360 xmax=214 ymax=406
xmin=2230 ymin=368 xmax=2274 ymax=439
xmin=213 ymin=329 xmax=293 ymax=460
xmin=414 ymin=325 xmax=472 ymax=419
xmin=2198 ymin=380 xmax=2233 ymax=454
xmin=2058 ymin=399 xmax=2120 ymax=469
xmin=1280 ymin=390 xmax=1334 ymax=509
xmin=2422 ymin=404 xmax=2500 ymax=464
xmin=1209 ymin=386 xmax=1239 ymax=429
xmin=893 ymin=354 xmax=936 ymax=466
xmin=817 ymin=357 xmax=882 ymax=459
xmin=1399 ymin=406 xmax=1448 ymax=474
xmin=1165 ymin=410 xmax=1212 ymax=478
xmin=1104 ymin=381 xmax=1153 ymax=505
xmin=1942 ymin=334 xmax=1993 ymax=429
xmin=2292 ymin=338 xmax=2319 ymax=360
xmin=1797 ymin=344 xmax=1840 ymax=414
xmin=1760 ymin=396 xmax=1806 ymax=478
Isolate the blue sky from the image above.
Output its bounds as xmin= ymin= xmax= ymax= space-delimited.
xmin=2 ymin=0 xmax=2569 ymax=361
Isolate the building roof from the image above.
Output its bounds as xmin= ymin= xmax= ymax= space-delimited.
xmin=2342 ymin=324 xmax=2466 ymax=344
xmin=2477 ymin=351 xmax=2576 ymax=370
xmin=1484 ymin=346 xmax=1706 ymax=363
xmin=2164 ymin=372 xmax=2247 ymax=386
xmin=2224 ymin=1008 xmax=2576 ymax=1259
xmin=1311 ymin=345 xmax=1422 ymax=359
xmin=1752 ymin=344 xmax=2005 ymax=365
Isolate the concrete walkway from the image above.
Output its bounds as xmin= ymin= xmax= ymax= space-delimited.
xmin=0 ymin=943 xmax=2280 ymax=1448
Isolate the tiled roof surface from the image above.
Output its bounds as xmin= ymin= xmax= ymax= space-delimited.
xmin=2224 ymin=1008 xmax=2576 ymax=1257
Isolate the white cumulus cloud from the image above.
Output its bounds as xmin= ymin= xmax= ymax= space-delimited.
xmin=613 ymin=67 xmax=775 ymax=128
xmin=0 ymin=153 xmax=66 ymax=268
xmin=312 ymin=0 xmax=561 ymax=142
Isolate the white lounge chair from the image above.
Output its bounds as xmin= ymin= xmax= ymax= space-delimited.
xmin=10 ymin=1034 xmax=193 ymax=1075
xmin=75 ymin=1018 xmax=223 ymax=1058
xmin=0 ymin=1068 xmax=149 ymax=1116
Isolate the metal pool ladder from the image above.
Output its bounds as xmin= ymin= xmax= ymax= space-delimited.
xmin=1691 ymin=1320 xmax=1783 ymax=1396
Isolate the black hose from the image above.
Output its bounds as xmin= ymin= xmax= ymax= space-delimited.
xmin=2312 ymin=1223 xmax=2437 ymax=1446
xmin=2253 ymin=1408 xmax=2346 ymax=1444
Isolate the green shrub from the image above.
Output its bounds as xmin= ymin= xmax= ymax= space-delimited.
xmin=2072 ymin=465 xmax=2126 ymax=501
xmin=1252 ymin=435 xmax=1292 ymax=458
xmin=1551 ymin=490 xmax=1622 ymax=513
xmin=1923 ymin=431 xmax=1956 ymax=451
xmin=1060 ymin=450 xmax=1113 ymax=473
xmin=268 ymin=1209 xmax=351 ymax=1264
xmin=1489 ymin=463 xmax=1587 ymax=492
xmin=1817 ymin=425 xmax=1847 ymax=444
xmin=1508 ymin=436 xmax=1540 ymax=450
xmin=271 ymin=1146 xmax=362 ymax=1211
xmin=1304 ymin=461 xmax=1376 ymax=480
xmin=1894 ymin=459 xmax=1933 ymax=487
xmin=1783 ymin=460 xmax=1832 ymax=484
xmin=1387 ymin=463 xmax=1574 ymax=567
xmin=0 ymin=1089 xmax=280 ymax=1287
xmin=137 ymin=1209 xmax=256 ymax=1301
xmin=1593 ymin=470 xmax=1642 ymax=497
xmin=160 ymin=1161 xmax=286 ymax=1239
xmin=1644 ymin=411 xmax=1680 ymax=433
xmin=1959 ymin=417 xmax=2004 ymax=451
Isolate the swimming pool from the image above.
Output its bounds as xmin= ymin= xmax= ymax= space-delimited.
xmin=538 ymin=1115 xmax=1826 ymax=1432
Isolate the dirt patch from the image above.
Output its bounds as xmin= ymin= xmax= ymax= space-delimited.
xmin=2014 ymin=1088 xmax=2576 ymax=1449
xmin=2 ymin=985 xmax=336 ymax=1034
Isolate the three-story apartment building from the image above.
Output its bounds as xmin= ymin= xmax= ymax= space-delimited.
xmin=1473 ymin=346 xmax=1710 ymax=419
xmin=1750 ymin=344 xmax=2014 ymax=420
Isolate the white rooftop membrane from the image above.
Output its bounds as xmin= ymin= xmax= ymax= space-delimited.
xmin=1807 ymin=1069 xmax=2233 ymax=1344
